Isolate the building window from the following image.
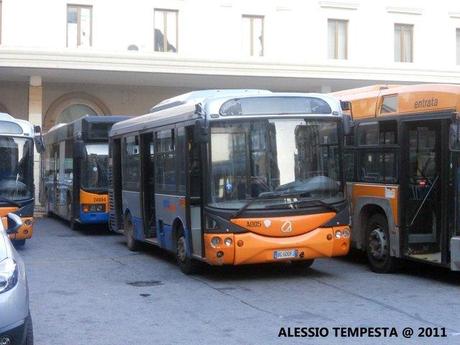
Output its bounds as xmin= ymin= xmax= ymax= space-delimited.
xmin=457 ymin=29 xmax=460 ymax=65
xmin=394 ymin=24 xmax=413 ymax=62
xmin=154 ymin=9 xmax=178 ymax=53
xmin=67 ymin=5 xmax=92 ymax=48
xmin=328 ymin=19 xmax=348 ymax=59
xmin=242 ymin=15 xmax=264 ymax=56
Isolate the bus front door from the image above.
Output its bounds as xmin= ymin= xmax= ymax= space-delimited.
xmin=186 ymin=126 xmax=203 ymax=258
xmin=402 ymin=120 xmax=447 ymax=264
xmin=140 ymin=132 xmax=156 ymax=239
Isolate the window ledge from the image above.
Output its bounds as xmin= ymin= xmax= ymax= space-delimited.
xmin=319 ymin=1 xmax=360 ymax=10
xmin=386 ymin=7 xmax=423 ymax=15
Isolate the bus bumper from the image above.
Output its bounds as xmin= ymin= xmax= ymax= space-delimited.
xmin=204 ymin=226 xmax=350 ymax=265
xmin=79 ymin=211 xmax=109 ymax=224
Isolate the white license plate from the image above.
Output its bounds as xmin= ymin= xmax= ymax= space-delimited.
xmin=273 ymin=249 xmax=298 ymax=260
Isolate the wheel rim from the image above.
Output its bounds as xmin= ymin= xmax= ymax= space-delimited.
xmin=368 ymin=226 xmax=387 ymax=261
xmin=177 ymin=236 xmax=187 ymax=263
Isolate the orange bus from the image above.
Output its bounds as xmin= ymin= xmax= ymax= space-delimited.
xmin=109 ymin=90 xmax=351 ymax=274
xmin=333 ymin=84 xmax=460 ymax=272
xmin=0 ymin=113 xmax=44 ymax=246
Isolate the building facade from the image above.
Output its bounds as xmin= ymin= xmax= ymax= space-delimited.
xmin=0 ymin=0 xmax=460 ymax=131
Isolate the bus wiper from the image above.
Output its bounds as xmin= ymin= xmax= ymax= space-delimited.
xmin=232 ymin=190 xmax=310 ymax=218
xmin=289 ymin=199 xmax=339 ymax=213
xmin=0 ymin=196 xmax=22 ymax=208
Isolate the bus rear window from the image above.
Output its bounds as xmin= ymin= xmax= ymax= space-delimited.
xmin=219 ymin=97 xmax=332 ymax=116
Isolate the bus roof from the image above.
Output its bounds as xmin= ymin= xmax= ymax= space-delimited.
xmin=111 ymin=91 xmax=343 ymax=137
xmin=45 ymin=115 xmax=131 ymax=143
xmin=0 ymin=113 xmax=35 ymax=138
xmin=331 ymin=84 xmax=460 ymax=120
xmin=150 ymin=89 xmax=271 ymax=113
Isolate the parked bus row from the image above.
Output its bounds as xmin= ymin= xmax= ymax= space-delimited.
xmin=3 ymin=84 xmax=460 ymax=276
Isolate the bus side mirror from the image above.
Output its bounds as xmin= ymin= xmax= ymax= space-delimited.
xmin=74 ymin=141 xmax=85 ymax=159
xmin=34 ymin=125 xmax=45 ymax=153
xmin=6 ymin=213 xmax=22 ymax=235
xmin=343 ymin=114 xmax=354 ymax=136
xmin=194 ymin=119 xmax=209 ymax=143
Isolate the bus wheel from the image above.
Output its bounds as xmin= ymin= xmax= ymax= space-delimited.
xmin=176 ymin=231 xmax=199 ymax=275
xmin=291 ymin=259 xmax=315 ymax=269
xmin=124 ymin=214 xmax=140 ymax=251
xmin=12 ymin=239 xmax=26 ymax=247
xmin=366 ymin=214 xmax=397 ymax=273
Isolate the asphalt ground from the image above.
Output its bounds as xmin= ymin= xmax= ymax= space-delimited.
xmin=15 ymin=217 xmax=460 ymax=345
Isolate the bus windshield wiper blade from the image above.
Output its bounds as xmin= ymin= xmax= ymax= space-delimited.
xmin=0 ymin=196 xmax=22 ymax=208
xmin=231 ymin=191 xmax=310 ymax=218
xmin=291 ymin=199 xmax=339 ymax=213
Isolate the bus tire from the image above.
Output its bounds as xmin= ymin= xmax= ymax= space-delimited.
xmin=124 ymin=213 xmax=140 ymax=251
xmin=366 ymin=213 xmax=397 ymax=273
xmin=291 ymin=259 xmax=315 ymax=269
xmin=70 ymin=219 xmax=79 ymax=231
xmin=176 ymin=229 xmax=199 ymax=275
xmin=12 ymin=239 xmax=26 ymax=247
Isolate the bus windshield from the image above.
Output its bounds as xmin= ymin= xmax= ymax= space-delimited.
xmin=81 ymin=143 xmax=109 ymax=191
xmin=0 ymin=136 xmax=33 ymax=201
xmin=209 ymin=119 xmax=343 ymax=210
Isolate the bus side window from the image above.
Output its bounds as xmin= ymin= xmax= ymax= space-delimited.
xmin=122 ymin=135 xmax=140 ymax=191
xmin=187 ymin=127 xmax=201 ymax=198
xmin=176 ymin=127 xmax=186 ymax=194
xmin=155 ymin=129 xmax=176 ymax=193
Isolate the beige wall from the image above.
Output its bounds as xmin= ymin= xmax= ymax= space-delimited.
xmin=43 ymin=83 xmax=191 ymax=120
xmin=0 ymin=81 xmax=29 ymax=119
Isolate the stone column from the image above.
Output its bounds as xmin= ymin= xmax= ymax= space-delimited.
xmin=28 ymin=76 xmax=43 ymax=206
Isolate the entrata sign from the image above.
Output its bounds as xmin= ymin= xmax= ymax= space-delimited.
xmin=414 ymin=98 xmax=438 ymax=109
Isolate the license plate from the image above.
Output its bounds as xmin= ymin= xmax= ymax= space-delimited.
xmin=273 ymin=249 xmax=298 ymax=260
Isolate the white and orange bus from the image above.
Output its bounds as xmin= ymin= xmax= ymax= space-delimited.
xmin=334 ymin=84 xmax=460 ymax=272
xmin=109 ymin=90 xmax=351 ymax=274
xmin=0 ymin=113 xmax=44 ymax=246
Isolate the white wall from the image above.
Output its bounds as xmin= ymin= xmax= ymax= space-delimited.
xmin=2 ymin=0 xmax=460 ymax=68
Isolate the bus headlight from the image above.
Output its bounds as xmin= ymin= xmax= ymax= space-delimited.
xmin=343 ymin=229 xmax=351 ymax=238
xmin=224 ymin=238 xmax=232 ymax=246
xmin=210 ymin=237 xmax=221 ymax=248
xmin=335 ymin=230 xmax=343 ymax=239
xmin=0 ymin=258 xmax=18 ymax=294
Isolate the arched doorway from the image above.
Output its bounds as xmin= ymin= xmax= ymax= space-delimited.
xmin=56 ymin=104 xmax=98 ymax=124
xmin=44 ymin=92 xmax=111 ymax=130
